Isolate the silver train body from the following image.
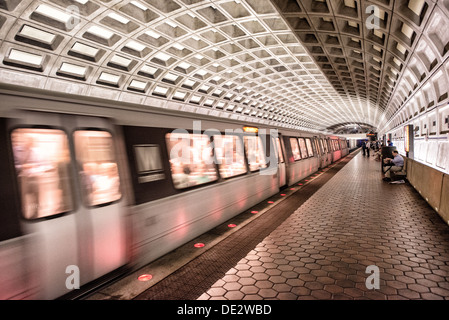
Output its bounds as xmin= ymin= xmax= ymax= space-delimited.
xmin=0 ymin=89 xmax=348 ymax=299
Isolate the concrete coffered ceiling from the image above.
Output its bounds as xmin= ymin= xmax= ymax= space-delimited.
xmin=0 ymin=0 xmax=448 ymax=134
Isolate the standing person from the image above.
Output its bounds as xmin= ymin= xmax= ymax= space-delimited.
xmin=361 ymin=140 xmax=366 ymax=156
xmin=365 ymin=140 xmax=371 ymax=157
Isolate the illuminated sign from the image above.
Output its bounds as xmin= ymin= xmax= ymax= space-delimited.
xmin=403 ymin=124 xmax=414 ymax=159
xmin=404 ymin=125 xmax=411 ymax=152
xmin=243 ymin=126 xmax=258 ymax=133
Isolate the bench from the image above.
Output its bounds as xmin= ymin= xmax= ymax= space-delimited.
xmin=390 ymin=158 xmax=407 ymax=180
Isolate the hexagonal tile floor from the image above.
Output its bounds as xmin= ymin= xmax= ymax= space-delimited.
xmin=197 ymin=153 xmax=449 ymax=300
xmin=133 ymin=150 xmax=354 ymax=300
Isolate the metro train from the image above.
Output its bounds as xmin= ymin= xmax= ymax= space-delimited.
xmin=0 ymin=88 xmax=349 ymax=299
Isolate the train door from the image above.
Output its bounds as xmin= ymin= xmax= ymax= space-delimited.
xmin=326 ymin=138 xmax=333 ymax=163
xmin=313 ymin=137 xmax=322 ymax=168
xmin=275 ymin=136 xmax=286 ymax=187
xmin=0 ymin=117 xmax=39 ymax=299
xmin=7 ymin=111 xmax=128 ymax=298
xmin=318 ymin=137 xmax=328 ymax=168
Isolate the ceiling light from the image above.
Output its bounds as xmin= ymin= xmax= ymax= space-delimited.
xmin=6 ymin=48 xmax=44 ymax=70
xmin=58 ymin=62 xmax=87 ymax=78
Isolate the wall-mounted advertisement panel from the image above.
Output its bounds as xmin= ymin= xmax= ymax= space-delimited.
xmin=404 ymin=124 xmax=414 ymax=159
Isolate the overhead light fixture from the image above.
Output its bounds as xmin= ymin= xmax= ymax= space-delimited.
xmin=130 ymin=1 xmax=148 ymax=11
xmin=109 ymin=55 xmax=132 ymax=68
xmin=178 ymin=62 xmax=191 ymax=70
xmin=173 ymin=90 xmax=187 ymax=101
xmin=31 ymin=4 xmax=75 ymax=31
xmin=87 ymin=25 xmax=114 ymax=40
xmin=57 ymin=62 xmax=88 ymax=80
xmin=68 ymin=42 xmax=103 ymax=62
xmin=16 ymin=25 xmax=56 ymax=47
xmin=145 ymin=30 xmax=161 ymax=39
xmin=4 ymin=48 xmax=45 ymax=71
xmin=139 ymin=64 xmax=159 ymax=78
xmin=108 ymin=12 xmax=130 ymax=24
xmin=97 ymin=71 xmax=122 ymax=87
xmin=128 ymin=79 xmax=147 ymax=92
xmin=154 ymin=52 xmax=171 ymax=62
xmin=153 ymin=85 xmax=169 ymax=96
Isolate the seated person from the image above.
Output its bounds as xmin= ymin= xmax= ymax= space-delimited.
xmin=382 ymin=150 xmax=404 ymax=182
xmin=373 ymin=149 xmax=382 ymax=161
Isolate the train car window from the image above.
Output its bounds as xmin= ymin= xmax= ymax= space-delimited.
xmin=298 ymin=138 xmax=308 ymax=159
xmin=289 ymin=138 xmax=301 ymax=161
xmin=11 ymin=128 xmax=73 ymax=219
xmin=320 ymin=138 xmax=327 ymax=153
xmin=305 ymin=138 xmax=314 ymax=157
xmin=327 ymin=139 xmax=332 ymax=152
xmin=244 ymin=135 xmax=267 ymax=171
xmin=276 ymin=138 xmax=284 ymax=163
xmin=134 ymin=144 xmax=165 ymax=183
xmin=335 ymin=140 xmax=340 ymax=150
xmin=74 ymin=130 xmax=121 ymax=207
xmin=313 ymin=138 xmax=320 ymax=156
xmin=213 ymin=134 xmax=247 ymax=178
xmin=166 ymin=133 xmax=217 ymax=189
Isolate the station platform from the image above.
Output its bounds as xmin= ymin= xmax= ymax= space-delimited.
xmin=88 ymin=151 xmax=449 ymax=300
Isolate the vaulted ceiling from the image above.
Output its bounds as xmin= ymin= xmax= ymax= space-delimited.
xmin=0 ymin=0 xmax=448 ymax=134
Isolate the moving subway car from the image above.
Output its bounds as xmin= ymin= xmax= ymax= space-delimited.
xmin=0 ymin=90 xmax=348 ymax=299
